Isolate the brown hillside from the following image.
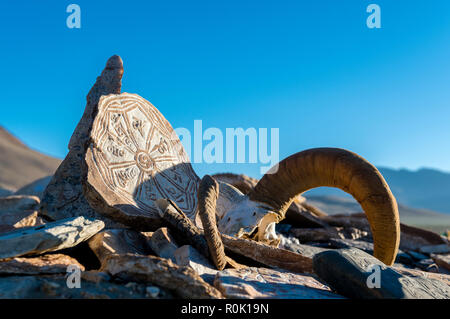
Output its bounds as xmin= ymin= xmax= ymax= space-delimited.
xmin=0 ymin=126 xmax=61 ymax=191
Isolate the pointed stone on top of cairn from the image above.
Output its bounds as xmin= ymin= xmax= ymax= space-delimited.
xmin=40 ymin=56 xmax=125 ymax=228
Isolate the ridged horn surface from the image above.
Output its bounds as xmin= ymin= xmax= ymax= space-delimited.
xmin=248 ymin=148 xmax=400 ymax=266
xmin=197 ymin=175 xmax=227 ymax=270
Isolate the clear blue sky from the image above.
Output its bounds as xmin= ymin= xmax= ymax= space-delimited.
xmin=1 ymin=1 xmax=449 ymax=178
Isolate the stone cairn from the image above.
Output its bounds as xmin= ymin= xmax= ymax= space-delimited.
xmin=0 ymin=56 xmax=449 ymax=299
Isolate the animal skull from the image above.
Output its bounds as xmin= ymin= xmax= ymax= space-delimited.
xmin=214 ymin=185 xmax=279 ymax=245
xmin=201 ymin=148 xmax=401 ymax=266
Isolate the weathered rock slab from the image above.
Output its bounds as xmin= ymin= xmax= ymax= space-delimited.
xmin=400 ymin=224 xmax=448 ymax=252
xmin=329 ymin=238 xmax=413 ymax=265
xmin=174 ymin=245 xmax=218 ymax=284
xmin=0 ymin=211 xmax=45 ymax=234
xmin=214 ymin=267 xmax=343 ymax=299
xmin=212 ymin=173 xmax=258 ymax=195
xmin=406 ymin=250 xmax=429 ymax=261
xmin=148 ymin=227 xmax=179 ymax=261
xmin=0 ymin=275 xmax=173 ymax=299
xmin=0 ymin=216 xmax=104 ymax=259
xmin=290 ymin=226 xmax=368 ymax=243
xmin=221 ymin=234 xmax=313 ymax=274
xmin=0 ymin=254 xmax=84 ymax=275
xmin=156 ymin=199 xmax=211 ymax=259
xmin=81 ymin=270 xmax=111 ymax=283
xmin=393 ymin=265 xmax=450 ymax=285
xmin=0 ymin=195 xmax=44 ymax=234
xmin=319 ymin=213 xmax=371 ymax=231
xmin=313 ymin=248 xmax=450 ymax=299
xmin=39 ymin=55 xmax=126 ymax=229
xmin=420 ymin=244 xmax=450 ymax=255
xmin=0 ymin=195 xmax=40 ymax=213
xmin=101 ymin=254 xmax=223 ymax=299
xmin=284 ymin=199 xmax=329 ymax=228
xmin=88 ymin=228 xmax=151 ymax=266
xmin=320 ymin=213 xmax=448 ymax=253
xmin=431 ymin=254 xmax=450 ymax=272
xmin=414 ymin=258 xmax=439 ymax=273
xmin=278 ymin=234 xmax=327 ymax=258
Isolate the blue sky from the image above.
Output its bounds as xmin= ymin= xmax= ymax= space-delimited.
xmin=1 ymin=1 xmax=449 ymax=179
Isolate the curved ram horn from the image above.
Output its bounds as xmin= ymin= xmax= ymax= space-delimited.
xmin=248 ymin=148 xmax=400 ymax=266
xmin=197 ymin=175 xmax=227 ymax=270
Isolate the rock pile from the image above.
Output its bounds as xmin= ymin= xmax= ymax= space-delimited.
xmin=0 ymin=55 xmax=449 ymax=299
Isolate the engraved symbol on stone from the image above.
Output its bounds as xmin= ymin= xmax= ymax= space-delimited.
xmin=114 ymin=122 xmax=126 ymax=137
xmin=144 ymin=183 xmax=157 ymax=201
xmin=173 ymin=173 xmax=182 ymax=184
xmin=132 ymin=116 xmax=145 ymax=138
xmin=116 ymin=167 xmax=138 ymax=188
xmin=135 ymin=150 xmax=155 ymax=174
xmin=107 ymin=145 xmax=125 ymax=157
xmin=111 ymin=113 xmax=121 ymax=123
xmin=151 ymin=137 xmax=169 ymax=154
xmin=86 ymin=93 xmax=200 ymax=223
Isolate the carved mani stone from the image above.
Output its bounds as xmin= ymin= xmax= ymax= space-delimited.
xmin=83 ymin=93 xmax=200 ymax=230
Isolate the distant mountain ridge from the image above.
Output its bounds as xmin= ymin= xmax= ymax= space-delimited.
xmin=0 ymin=126 xmax=61 ymax=191
xmin=379 ymin=167 xmax=450 ymax=214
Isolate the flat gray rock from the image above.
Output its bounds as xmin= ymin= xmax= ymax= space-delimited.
xmin=313 ymin=248 xmax=450 ymax=299
xmin=0 ymin=275 xmax=173 ymax=299
xmin=214 ymin=267 xmax=343 ymax=299
xmin=0 ymin=216 xmax=104 ymax=259
xmin=329 ymin=238 xmax=413 ymax=265
xmin=0 ymin=254 xmax=84 ymax=275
